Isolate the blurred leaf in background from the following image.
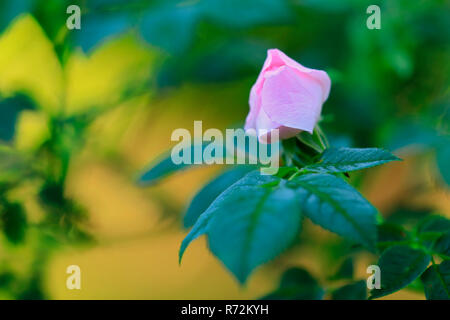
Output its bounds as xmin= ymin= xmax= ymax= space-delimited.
xmin=0 ymin=0 xmax=448 ymax=300
xmin=0 ymin=95 xmax=36 ymax=142
xmin=0 ymin=15 xmax=63 ymax=114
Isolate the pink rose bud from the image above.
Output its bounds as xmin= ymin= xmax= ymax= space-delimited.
xmin=245 ymin=49 xmax=331 ymax=142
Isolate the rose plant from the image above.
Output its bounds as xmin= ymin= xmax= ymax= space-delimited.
xmin=140 ymin=50 xmax=450 ymax=300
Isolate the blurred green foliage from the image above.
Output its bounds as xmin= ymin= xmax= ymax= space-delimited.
xmin=0 ymin=0 xmax=448 ymax=299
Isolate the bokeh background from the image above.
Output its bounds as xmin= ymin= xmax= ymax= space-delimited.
xmin=0 ymin=0 xmax=448 ymax=299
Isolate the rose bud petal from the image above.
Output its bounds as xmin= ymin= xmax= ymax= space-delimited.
xmin=245 ymin=49 xmax=331 ymax=143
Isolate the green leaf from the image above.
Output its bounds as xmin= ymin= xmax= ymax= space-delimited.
xmin=200 ymin=0 xmax=291 ymax=28
xmin=179 ymin=203 xmax=213 ymax=264
xmin=179 ymin=171 xmax=302 ymax=283
xmin=297 ymin=131 xmax=325 ymax=154
xmin=436 ymin=141 xmax=450 ymax=186
xmin=261 ymin=267 xmax=324 ymax=300
xmin=0 ymin=271 xmax=14 ymax=288
xmin=1 ymin=202 xmax=27 ymax=244
xmin=140 ymin=3 xmax=200 ymax=53
xmin=331 ymin=280 xmax=367 ymax=300
xmin=370 ymin=245 xmax=431 ymax=299
xmin=421 ymin=261 xmax=450 ymax=300
xmin=282 ymin=139 xmax=314 ymax=167
xmin=0 ymin=145 xmax=28 ymax=184
xmin=76 ymin=13 xmax=131 ymax=53
xmin=138 ymin=138 xmax=264 ymax=185
xmin=274 ymin=167 xmax=299 ymax=179
xmin=139 ymin=151 xmax=189 ymax=185
xmin=405 ymin=276 xmax=425 ymax=293
xmin=0 ymin=94 xmax=35 ymax=142
xmin=416 ymin=215 xmax=450 ymax=251
xmin=329 ymin=257 xmax=354 ymax=280
xmin=433 ymin=232 xmax=450 ymax=259
xmin=0 ymin=1 xmax=33 ymax=32
xmin=377 ymin=223 xmax=408 ymax=243
xmin=376 ymin=223 xmax=409 ymax=252
xmin=417 ymin=215 xmax=450 ymax=235
xmin=306 ymin=148 xmax=400 ymax=173
xmin=139 ymin=144 xmax=210 ymax=185
xmin=183 ymin=166 xmax=253 ymax=228
xmin=287 ymin=173 xmax=377 ymax=249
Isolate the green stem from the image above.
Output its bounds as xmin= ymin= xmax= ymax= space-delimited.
xmin=288 ymin=168 xmax=308 ymax=181
xmin=315 ymin=124 xmax=329 ymax=149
